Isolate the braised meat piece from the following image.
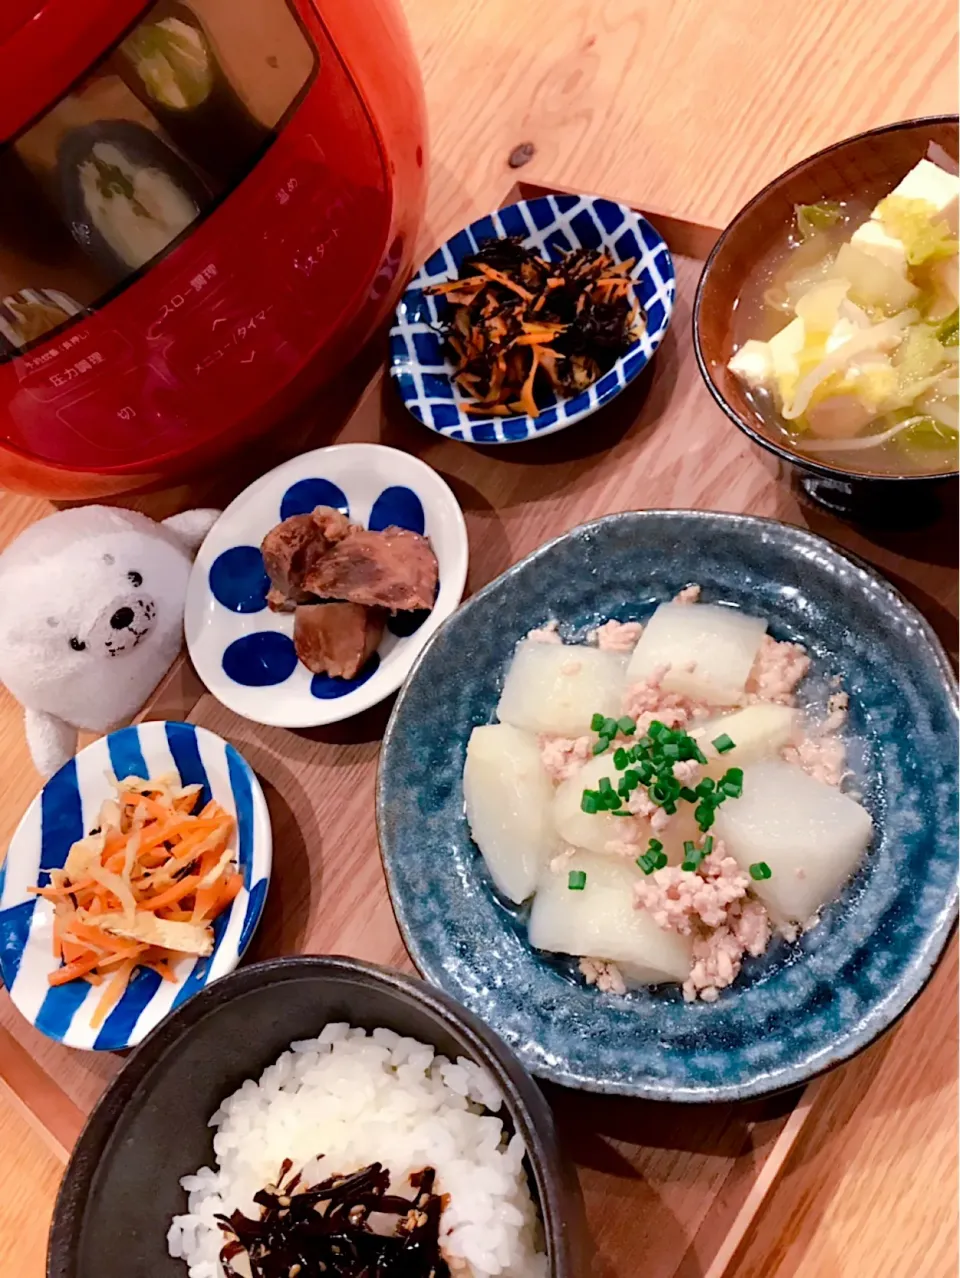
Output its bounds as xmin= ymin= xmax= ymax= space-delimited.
xmin=260 ymin=506 xmax=350 ymax=605
xmin=293 ymin=602 xmax=385 ymax=679
xmin=266 ymin=586 xmax=297 ymax=613
xmin=303 ymin=526 xmax=438 ymax=612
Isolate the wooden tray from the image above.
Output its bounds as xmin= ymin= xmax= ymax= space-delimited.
xmin=1 ymin=181 xmax=956 ymax=1278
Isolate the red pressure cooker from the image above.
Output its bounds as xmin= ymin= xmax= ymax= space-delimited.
xmin=0 ymin=0 xmax=427 ymax=497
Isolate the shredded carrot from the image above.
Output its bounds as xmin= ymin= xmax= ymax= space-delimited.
xmin=30 ymin=774 xmax=240 ymax=1023
xmin=474 ymin=263 xmax=535 ymax=300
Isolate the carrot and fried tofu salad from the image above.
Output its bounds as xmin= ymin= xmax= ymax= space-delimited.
xmin=30 ymin=775 xmax=240 ymax=1027
xmin=425 ymin=236 xmax=646 ymax=417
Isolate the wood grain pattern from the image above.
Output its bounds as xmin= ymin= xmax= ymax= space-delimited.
xmin=0 ymin=0 xmax=957 ymax=1273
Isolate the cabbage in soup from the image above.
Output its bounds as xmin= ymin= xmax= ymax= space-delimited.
xmin=728 ymin=157 xmax=959 ymax=477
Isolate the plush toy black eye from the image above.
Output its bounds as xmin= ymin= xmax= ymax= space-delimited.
xmin=69 ymin=637 xmax=86 ymax=652
xmin=128 ymin=571 xmax=143 ymax=587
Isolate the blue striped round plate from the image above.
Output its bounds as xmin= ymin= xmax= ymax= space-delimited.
xmin=389 ymin=194 xmax=676 ymax=444
xmin=0 ymin=721 xmax=271 ymax=1051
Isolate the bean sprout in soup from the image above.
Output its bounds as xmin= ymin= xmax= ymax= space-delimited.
xmin=728 ymin=154 xmax=959 ymax=477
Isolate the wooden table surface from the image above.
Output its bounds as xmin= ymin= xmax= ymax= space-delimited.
xmin=1 ymin=0 xmax=957 ymax=1273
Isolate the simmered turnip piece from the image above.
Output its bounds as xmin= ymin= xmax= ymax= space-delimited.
xmin=464 ymin=724 xmax=558 ymax=904
xmin=497 ymin=639 xmax=628 ymax=737
xmin=715 ymin=760 xmax=872 ymax=922
xmin=553 ymin=750 xmax=700 ymax=861
xmin=528 ymin=852 xmax=692 ymax=984
xmin=691 ymin=704 xmax=797 ymax=778
xmin=626 ymin=602 xmax=767 ymax=705
xmin=553 ymin=751 xmax=639 ymax=853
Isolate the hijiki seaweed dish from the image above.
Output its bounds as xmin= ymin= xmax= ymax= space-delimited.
xmin=217 ymin=1159 xmax=450 ymax=1278
xmin=426 ymin=237 xmax=645 ymax=416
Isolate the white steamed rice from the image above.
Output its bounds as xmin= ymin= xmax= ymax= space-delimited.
xmin=167 ymin=1023 xmax=549 ymax=1278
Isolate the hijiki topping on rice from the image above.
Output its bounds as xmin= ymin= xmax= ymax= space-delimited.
xmin=463 ymin=586 xmax=874 ymax=1004
xmin=217 ymin=1158 xmax=451 ymax=1278
xmin=168 ymin=1024 xmax=547 ymax=1278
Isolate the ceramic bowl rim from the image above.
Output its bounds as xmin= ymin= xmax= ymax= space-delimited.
xmin=377 ymin=508 xmax=959 ymax=1100
xmin=389 ymin=193 xmax=676 ymax=444
xmin=185 ymin=442 xmax=469 ymax=729
xmin=47 ymin=955 xmax=576 ymax=1278
xmin=692 ymin=113 xmax=960 ymax=485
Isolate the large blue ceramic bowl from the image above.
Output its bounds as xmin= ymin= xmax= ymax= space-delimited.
xmin=389 ymin=194 xmax=675 ymax=445
xmin=377 ymin=511 xmax=958 ymax=1100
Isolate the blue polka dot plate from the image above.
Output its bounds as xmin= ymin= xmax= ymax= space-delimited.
xmin=185 ymin=444 xmax=469 ymax=727
xmin=389 ymin=195 xmax=676 ymax=445
xmin=0 ymin=721 xmax=271 ymax=1051
xmin=377 ymin=511 xmax=958 ymax=1100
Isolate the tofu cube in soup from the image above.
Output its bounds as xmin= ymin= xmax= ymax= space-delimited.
xmin=626 ymin=602 xmax=767 ymax=706
xmin=496 ymin=639 xmax=628 ymax=737
xmin=691 ymin=703 xmax=797 ymax=777
xmin=529 ymin=852 xmax=692 ymax=984
xmin=715 ymin=760 xmax=872 ymax=923
xmin=464 ymin=724 xmax=558 ymax=904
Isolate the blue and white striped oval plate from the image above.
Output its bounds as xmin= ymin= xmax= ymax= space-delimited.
xmin=389 ymin=194 xmax=676 ymax=444
xmin=0 ymin=721 xmax=271 ymax=1051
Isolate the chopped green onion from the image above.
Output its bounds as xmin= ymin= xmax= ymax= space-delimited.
xmin=613 ymin=747 xmax=628 ymax=770
xmin=695 ymin=804 xmax=715 ymax=831
xmin=590 ymin=712 xmax=606 ymax=732
xmin=681 ymin=841 xmax=704 ymax=872
xmin=647 ymin=839 xmax=664 ymax=853
xmin=623 ymin=769 xmax=640 ymax=790
xmin=648 ymin=721 xmax=666 ymax=740
xmin=702 ymin=835 xmax=714 ymax=856
xmin=602 ymin=717 xmax=619 ymax=739
xmin=610 ymin=809 xmax=632 ymax=816
xmin=712 ymin=733 xmax=735 ymax=754
xmin=663 ymin=800 xmax=677 ymax=815
xmin=568 ymin=870 xmax=587 ymax=890
xmin=617 ymin=716 xmax=637 ymax=735
xmin=749 ymin=861 xmax=772 ymax=881
xmin=592 ymin=738 xmax=609 ymax=755
xmin=598 ymin=776 xmax=613 ymax=794
xmin=680 ymin=786 xmax=698 ymax=803
xmin=637 ymin=853 xmax=656 ymax=874
xmin=661 ymin=742 xmax=680 ymax=760
xmin=638 ymin=735 xmax=652 ymax=750
xmin=692 ymin=744 xmax=708 ymax=765
xmin=603 ymin=792 xmax=622 ymax=810
xmin=581 ymin=791 xmax=599 ymax=814
xmin=722 ymin=767 xmax=744 ymax=784
xmin=696 ymin=778 xmax=716 ymax=796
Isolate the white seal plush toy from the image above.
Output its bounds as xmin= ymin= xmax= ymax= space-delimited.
xmin=0 ymin=505 xmax=219 ymax=778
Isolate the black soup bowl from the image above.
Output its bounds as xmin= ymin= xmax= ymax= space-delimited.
xmin=48 ymin=956 xmax=587 ymax=1278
